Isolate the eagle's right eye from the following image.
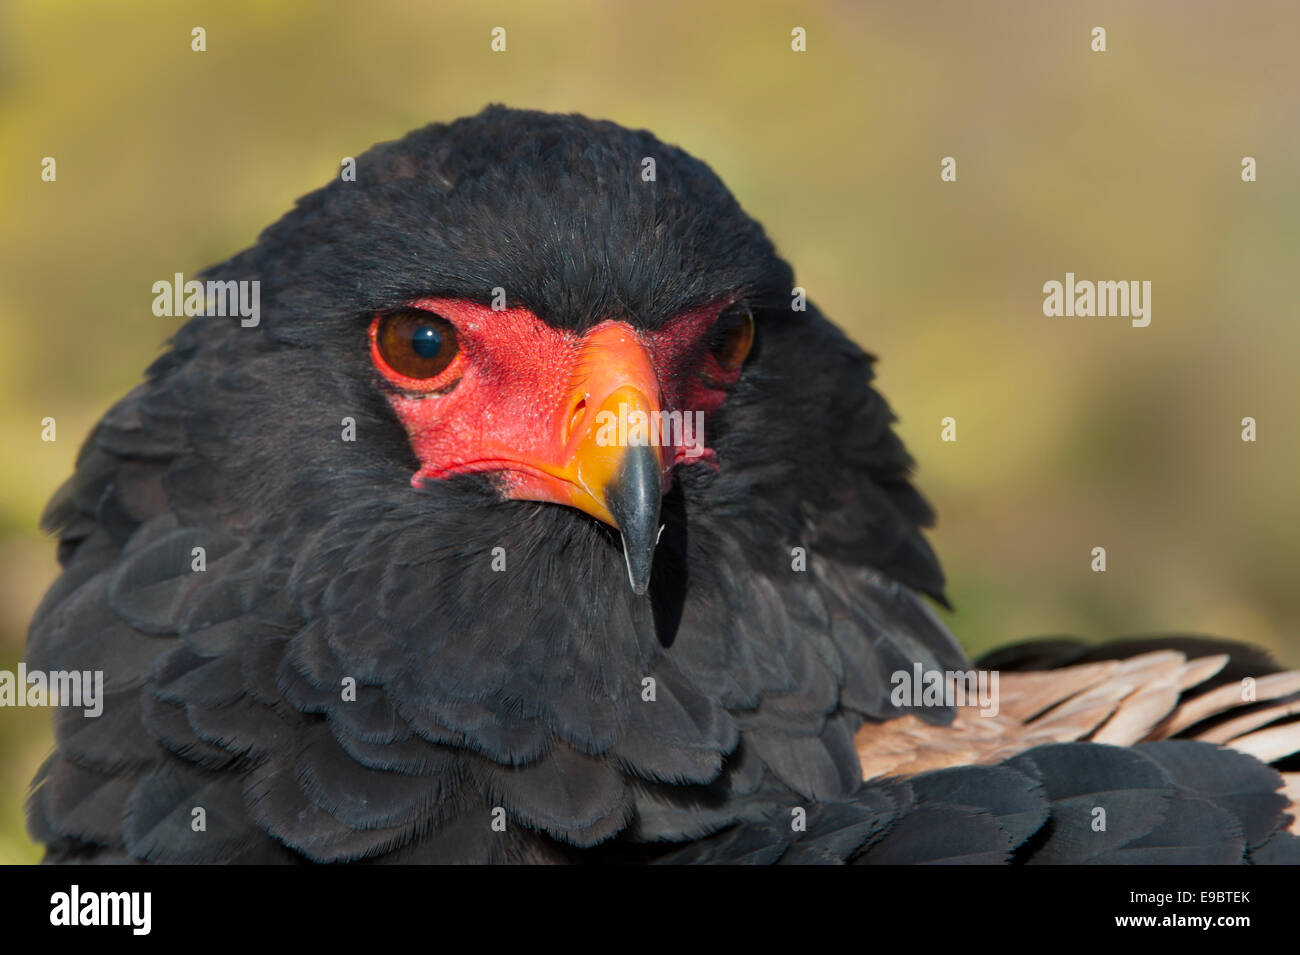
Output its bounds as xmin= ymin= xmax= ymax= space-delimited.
xmin=372 ymin=308 xmax=460 ymax=381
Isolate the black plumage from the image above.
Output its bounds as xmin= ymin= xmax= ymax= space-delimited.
xmin=24 ymin=107 xmax=1300 ymax=864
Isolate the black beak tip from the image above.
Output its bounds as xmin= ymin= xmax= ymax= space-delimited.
xmin=622 ymin=537 xmax=654 ymax=595
xmin=606 ymin=445 xmax=664 ymax=596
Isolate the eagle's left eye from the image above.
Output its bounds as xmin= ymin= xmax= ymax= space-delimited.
xmin=708 ymin=303 xmax=755 ymax=374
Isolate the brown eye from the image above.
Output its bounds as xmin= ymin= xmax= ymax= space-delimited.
xmin=374 ymin=309 xmax=459 ymax=380
xmin=708 ymin=303 xmax=755 ymax=374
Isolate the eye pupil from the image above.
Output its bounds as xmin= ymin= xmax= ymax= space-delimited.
xmin=373 ymin=309 xmax=459 ymax=381
xmin=411 ymin=325 xmax=441 ymax=358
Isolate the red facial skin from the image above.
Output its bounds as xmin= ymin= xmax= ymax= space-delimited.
xmin=369 ymin=297 xmax=745 ymax=523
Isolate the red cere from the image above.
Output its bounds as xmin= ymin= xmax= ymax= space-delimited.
xmin=371 ymin=297 xmax=744 ymax=494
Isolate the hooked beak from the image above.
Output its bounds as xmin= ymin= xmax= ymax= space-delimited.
xmin=502 ymin=322 xmax=669 ymax=594
xmin=604 ymin=441 xmax=664 ymax=595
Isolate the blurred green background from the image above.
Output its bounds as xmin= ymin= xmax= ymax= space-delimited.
xmin=1 ymin=1 xmax=1296 ymax=863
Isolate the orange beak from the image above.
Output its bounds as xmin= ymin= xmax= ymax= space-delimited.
xmin=506 ymin=322 xmax=670 ymax=593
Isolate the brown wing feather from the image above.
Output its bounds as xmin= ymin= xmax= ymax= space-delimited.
xmin=856 ymin=649 xmax=1300 ymax=826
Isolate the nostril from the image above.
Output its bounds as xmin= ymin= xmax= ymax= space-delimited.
xmin=566 ymin=397 xmax=588 ymax=441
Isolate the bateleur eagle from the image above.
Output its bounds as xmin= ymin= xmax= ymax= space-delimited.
xmin=24 ymin=107 xmax=1300 ymax=864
